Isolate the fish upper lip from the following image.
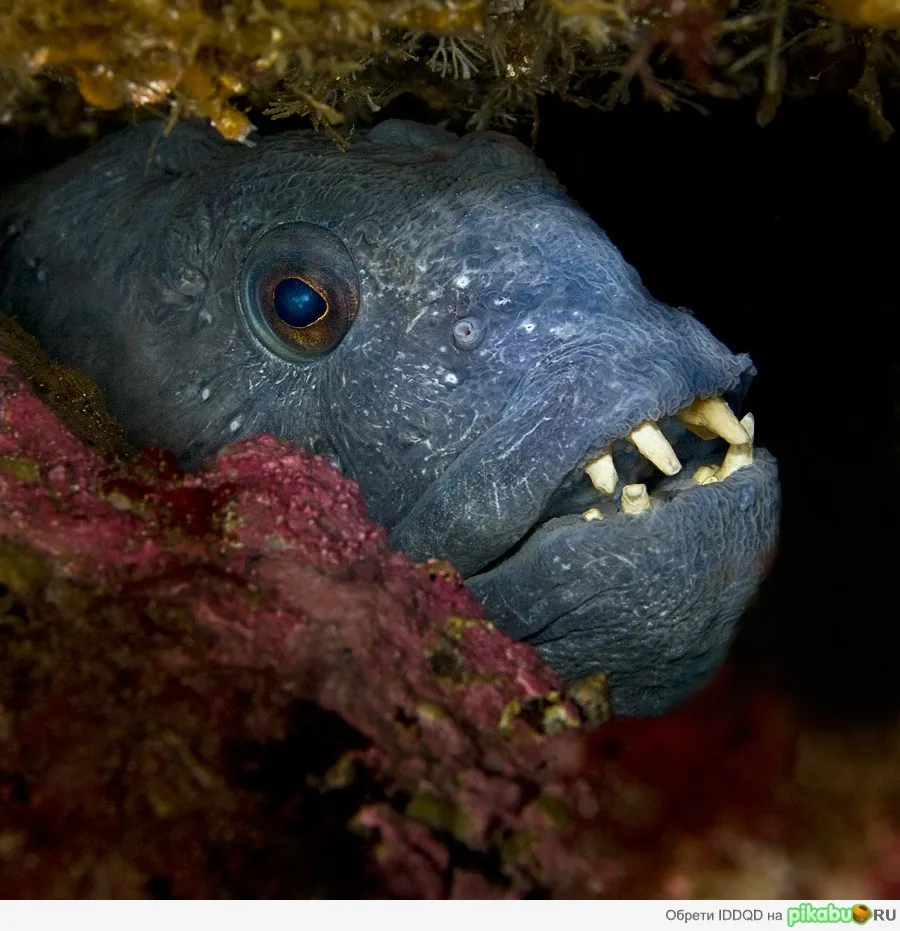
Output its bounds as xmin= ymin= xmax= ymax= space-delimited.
xmin=552 ymin=379 xmax=749 ymax=487
xmin=572 ymin=389 xmax=732 ymax=474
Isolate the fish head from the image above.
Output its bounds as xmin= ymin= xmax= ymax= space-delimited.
xmin=0 ymin=118 xmax=780 ymax=714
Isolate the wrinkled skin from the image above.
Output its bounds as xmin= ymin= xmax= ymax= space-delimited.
xmin=0 ymin=119 xmax=779 ymax=715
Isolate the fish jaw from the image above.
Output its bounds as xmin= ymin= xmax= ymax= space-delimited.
xmin=468 ymin=452 xmax=779 ymax=716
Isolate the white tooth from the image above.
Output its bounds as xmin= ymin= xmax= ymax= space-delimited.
xmin=692 ymin=464 xmax=720 ymax=485
xmin=676 ymin=397 xmax=749 ymax=445
xmin=585 ymin=452 xmax=618 ymax=494
xmin=582 ymin=508 xmax=603 ymax=522
xmin=717 ymin=413 xmax=755 ymax=480
xmin=621 ymin=483 xmax=650 ymax=514
xmin=628 ymin=421 xmax=682 ymax=476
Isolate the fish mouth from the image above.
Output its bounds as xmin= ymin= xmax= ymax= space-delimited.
xmin=389 ymin=359 xmax=770 ymax=580
xmin=533 ymin=395 xmax=759 ymax=535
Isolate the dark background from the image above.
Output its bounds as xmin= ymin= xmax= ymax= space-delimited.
xmin=3 ymin=89 xmax=898 ymax=723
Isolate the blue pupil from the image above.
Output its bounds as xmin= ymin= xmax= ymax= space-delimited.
xmin=273 ymin=277 xmax=327 ymax=328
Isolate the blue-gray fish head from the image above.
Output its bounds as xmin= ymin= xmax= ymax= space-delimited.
xmin=0 ymin=118 xmax=780 ymax=715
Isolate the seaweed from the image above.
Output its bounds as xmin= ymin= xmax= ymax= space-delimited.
xmin=0 ymin=0 xmax=897 ymax=142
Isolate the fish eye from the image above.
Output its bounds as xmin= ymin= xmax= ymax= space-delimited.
xmin=239 ymin=222 xmax=359 ymax=360
xmin=452 ymin=315 xmax=484 ymax=350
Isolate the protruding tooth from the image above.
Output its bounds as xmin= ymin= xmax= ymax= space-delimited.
xmin=676 ymin=397 xmax=749 ymax=445
xmin=628 ymin=421 xmax=682 ymax=476
xmin=692 ymin=464 xmax=720 ymax=485
xmin=585 ymin=452 xmax=618 ymax=494
xmin=582 ymin=508 xmax=603 ymax=522
xmin=621 ymin=483 xmax=650 ymax=514
xmin=717 ymin=413 xmax=755 ymax=480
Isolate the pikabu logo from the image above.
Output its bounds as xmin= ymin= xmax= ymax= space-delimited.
xmin=787 ymin=904 xmax=896 ymax=927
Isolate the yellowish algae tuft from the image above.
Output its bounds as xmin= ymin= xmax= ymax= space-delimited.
xmin=0 ymin=0 xmax=897 ymax=140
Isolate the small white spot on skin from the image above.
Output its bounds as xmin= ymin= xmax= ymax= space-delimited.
xmin=520 ymin=321 xmax=536 ymax=333
xmin=454 ymin=274 xmax=471 ymax=289
xmin=200 ymin=387 xmax=211 ymax=402
xmin=444 ymin=373 xmax=458 ymax=385
xmin=415 ymin=259 xmax=428 ymax=273
xmin=36 ymin=268 xmax=47 ymax=283
xmin=198 ymin=310 xmax=213 ymax=326
xmin=229 ymin=418 xmax=242 ymax=433
xmin=493 ymin=297 xmax=510 ymax=307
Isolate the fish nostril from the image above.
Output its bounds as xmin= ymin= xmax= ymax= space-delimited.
xmin=452 ymin=315 xmax=484 ymax=350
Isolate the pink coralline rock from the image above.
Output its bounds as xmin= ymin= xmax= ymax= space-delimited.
xmin=0 ymin=325 xmax=606 ymax=898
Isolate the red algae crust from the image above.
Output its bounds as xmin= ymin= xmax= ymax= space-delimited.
xmin=1 ymin=327 xmax=899 ymax=899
